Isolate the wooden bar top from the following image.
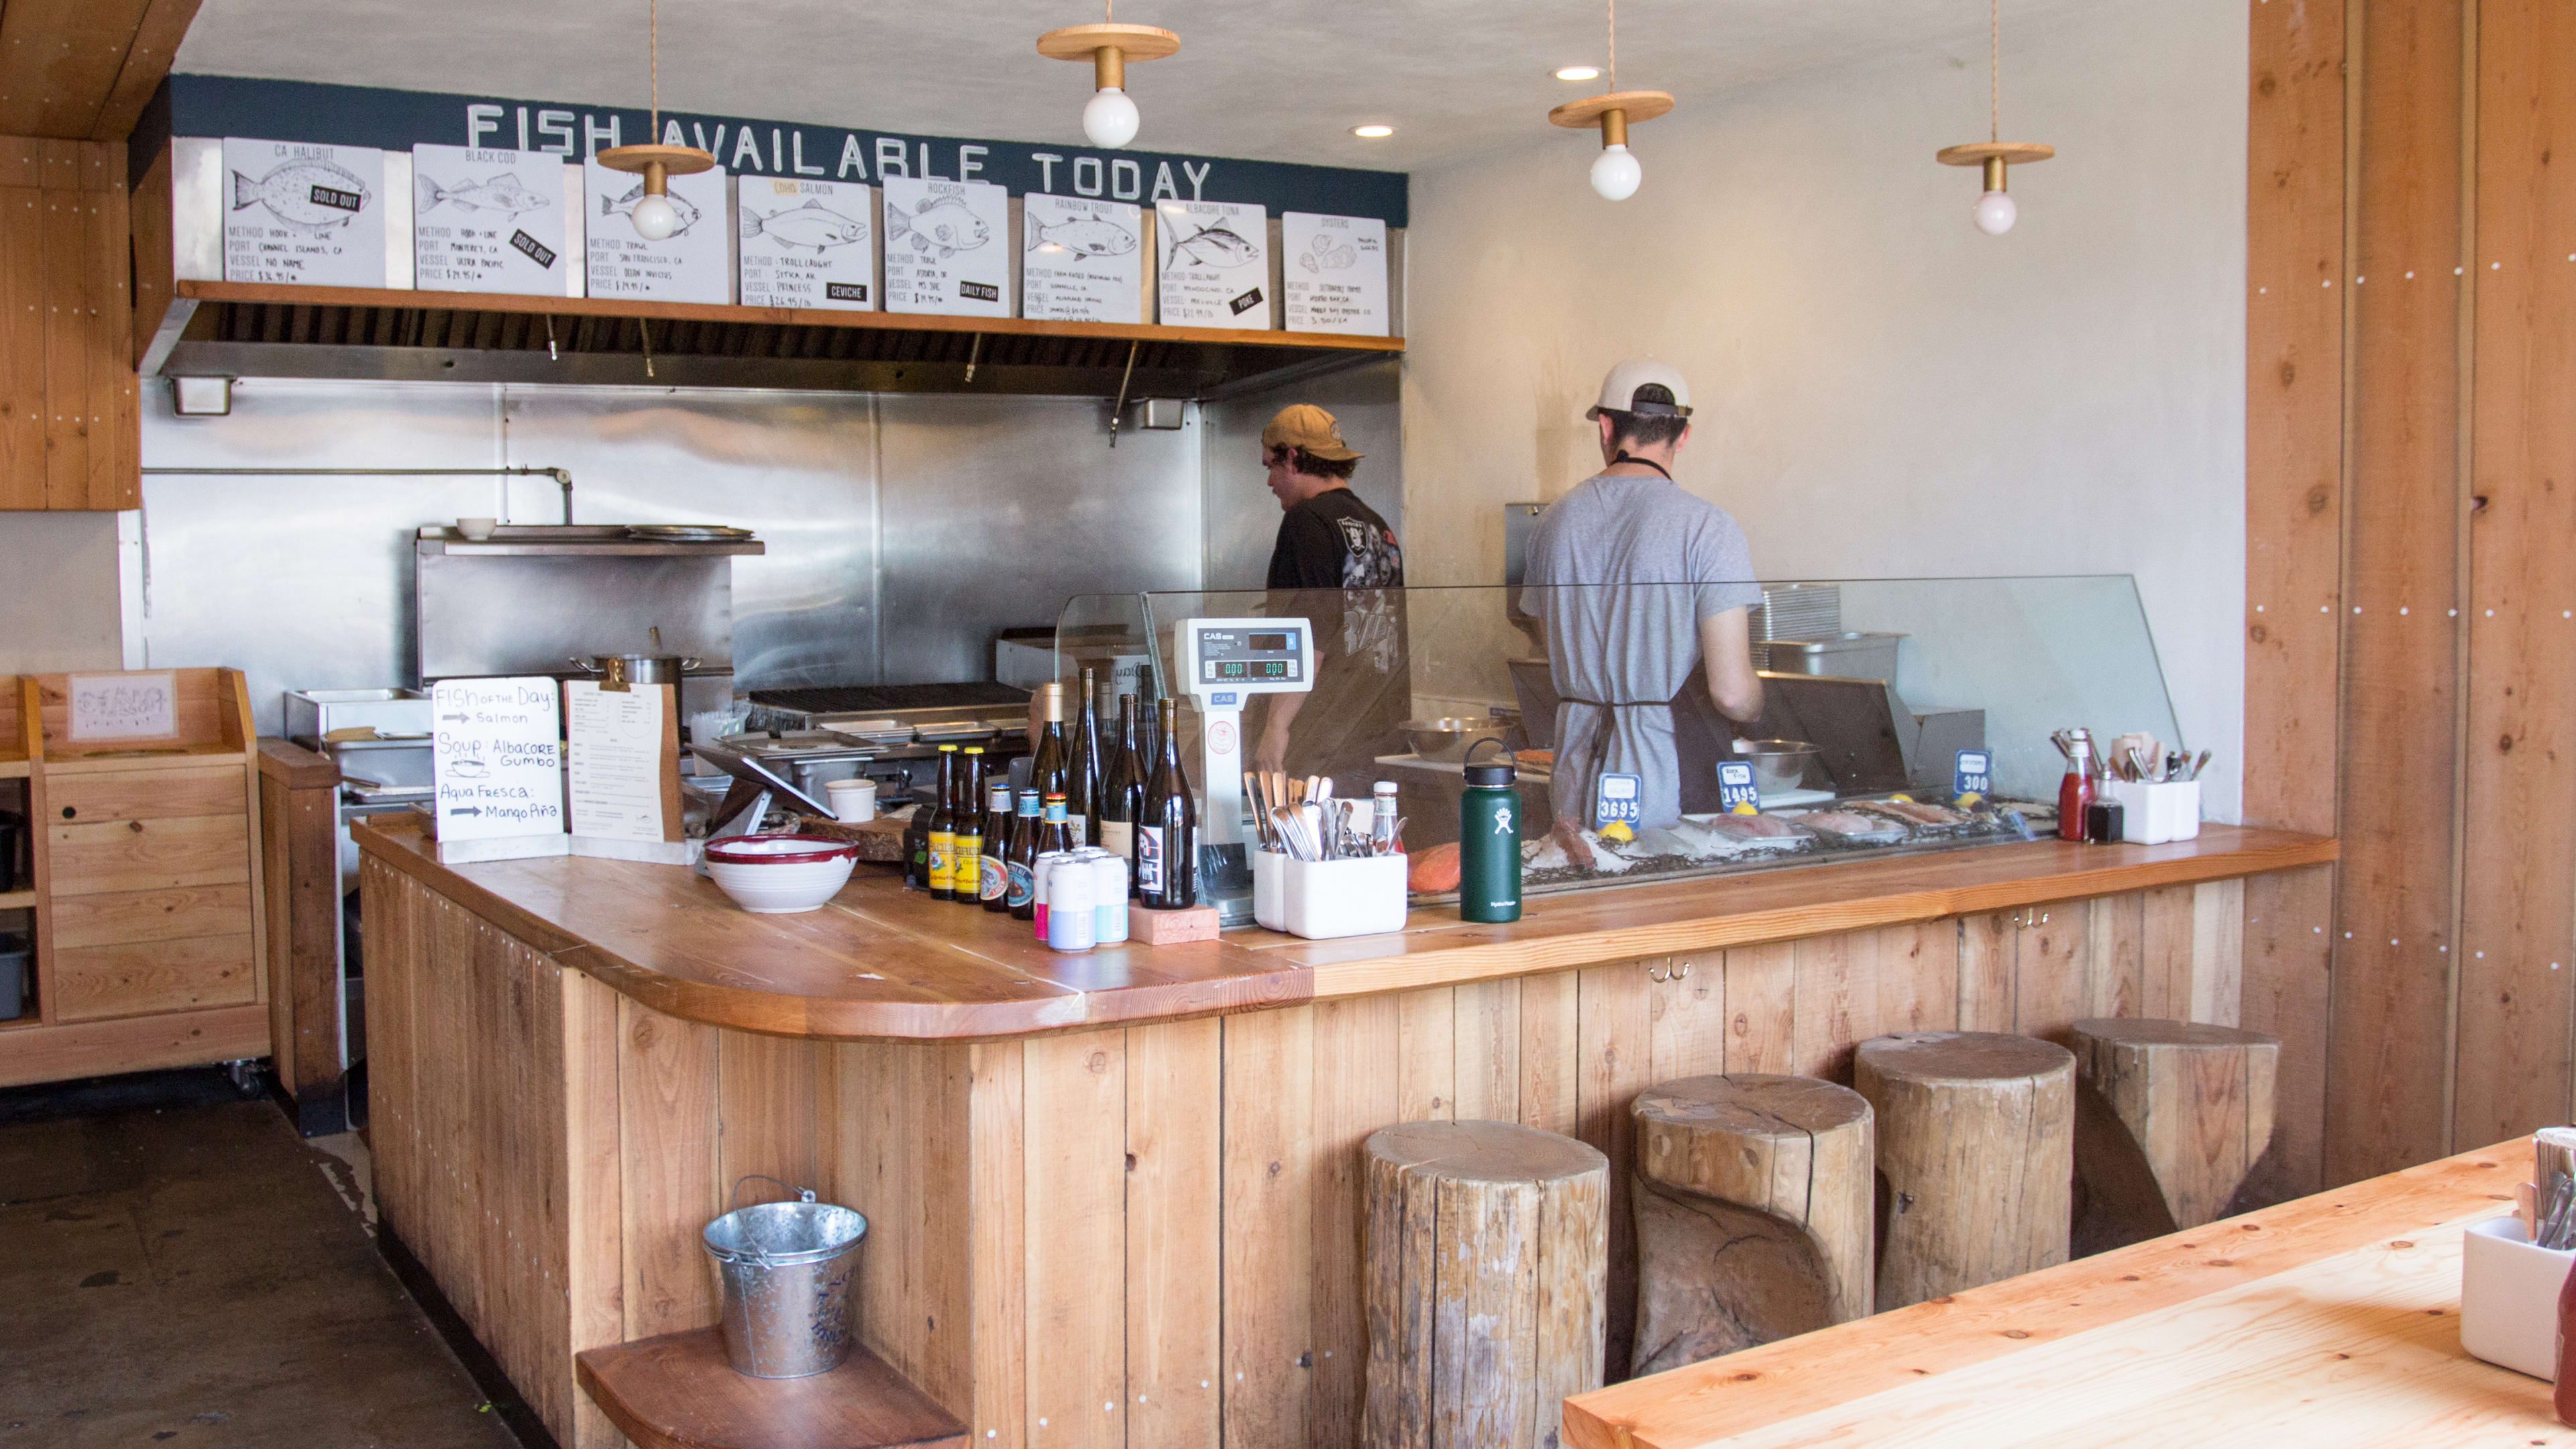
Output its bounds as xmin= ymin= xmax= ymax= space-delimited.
xmin=353 ymin=815 xmax=2335 ymax=1041
xmin=1564 ymin=1140 xmax=2542 ymax=1449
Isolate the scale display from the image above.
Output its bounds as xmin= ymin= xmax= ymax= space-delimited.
xmin=1189 ymin=627 xmax=1307 ymax=688
xmin=1175 ymin=617 xmax=1315 ymax=925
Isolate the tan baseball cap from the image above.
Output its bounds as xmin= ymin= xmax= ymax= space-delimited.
xmin=1261 ymin=403 xmax=1363 ymax=462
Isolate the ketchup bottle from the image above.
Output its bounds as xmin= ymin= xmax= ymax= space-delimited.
xmin=2057 ymin=731 xmax=2095 ymax=844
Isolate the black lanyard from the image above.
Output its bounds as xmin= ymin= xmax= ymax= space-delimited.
xmin=1611 ymin=451 xmax=1672 ymax=481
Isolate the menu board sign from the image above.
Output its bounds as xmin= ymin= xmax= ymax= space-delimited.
xmin=565 ymin=681 xmax=672 ymax=842
xmin=411 ymin=143 xmax=565 ymax=295
xmin=1022 ymin=194 xmax=1142 ymax=323
xmin=1155 ymin=199 xmax=1269 ymax=327
xmin=582 ymin=156 xmax=731 ymax=303
xmin=737 ymin=176 xmax=875 ymax=311
xmin=1281 ymin=211 xmax=1389 ymax=335
xmin=882 ymin=177 xmax=1010 ymax=317
xmin=223 ymin=138 xmax=386 ymax=287
xmin=66 ymin=672 xmax=175 ymax=741
xmin=432 ymin=677 xmax=564 ymax=844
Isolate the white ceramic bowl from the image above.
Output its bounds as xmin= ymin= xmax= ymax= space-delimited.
xmin=703 ymin=834 xmax=859 ymax=914
xmin=455 ymin=516 xmax=498 ymax=541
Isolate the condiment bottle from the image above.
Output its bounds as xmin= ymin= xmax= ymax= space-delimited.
xmin=1372 ymin=780 xmax=1402 ymax=855
xmin=2057 ymin=731 xmax=2094 ymax=844
xmin=1458 ymin=740 xmax=1522 ymax=924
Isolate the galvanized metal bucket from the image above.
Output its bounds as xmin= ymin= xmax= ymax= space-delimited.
xmin=702 ymin=1177 xmax=869 ymax=1379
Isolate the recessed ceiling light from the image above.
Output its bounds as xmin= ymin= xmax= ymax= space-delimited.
xmin=1352 ymin=124 xmax=1394 ymax=138
xmin=1555 ymin=66 xmax=1601 ymax=80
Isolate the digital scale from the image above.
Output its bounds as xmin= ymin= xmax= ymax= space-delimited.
xmin=1175 ymin=616 xmax=1313 ymax=926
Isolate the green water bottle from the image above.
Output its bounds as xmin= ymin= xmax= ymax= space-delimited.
xmin=1458 ymin=740 xmax=1522 ymax=923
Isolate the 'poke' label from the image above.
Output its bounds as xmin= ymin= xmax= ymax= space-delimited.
xmin=1717 ymin=761 xmax=1762 ymax=816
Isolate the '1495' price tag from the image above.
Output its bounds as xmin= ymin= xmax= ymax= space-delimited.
xmin=1716 ymin=760 xmax=1762 ymax=816
xmin=1953 ymin=749 xmax=1993 ymax=802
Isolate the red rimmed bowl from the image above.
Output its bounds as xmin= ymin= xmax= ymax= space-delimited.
xmin=704 ymin=833 xmax=860 ymax=914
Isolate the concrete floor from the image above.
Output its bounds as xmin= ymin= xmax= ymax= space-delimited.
xmin=0 ymin=1083 xmax=523 ymax=1449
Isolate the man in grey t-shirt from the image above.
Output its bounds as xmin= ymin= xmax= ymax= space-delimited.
xmin=1520 ymin=361 xmax=1765 ymax=830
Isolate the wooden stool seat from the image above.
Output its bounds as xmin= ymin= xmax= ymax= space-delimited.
xmin=2070 ymin=1017 xmax=2280 ymax=1250
xmin=1856 ymin=1031 xmax=2076 ymax=1310
xmin=1628 ymin=1074 xmax=1874 ymax=1376
xmin=1362 ymin=1120 xmax=1609 ymax=1449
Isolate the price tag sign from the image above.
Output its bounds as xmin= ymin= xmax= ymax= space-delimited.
xmin=1953 ymin=749 xmax=1993 ymax=803
xmin=1591 ymin=771 xmax=1642 ymax=834
xmin=1716 ymin=760 xmax=1762 ymax=815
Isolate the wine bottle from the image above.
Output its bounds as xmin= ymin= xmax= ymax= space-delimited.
xmin=980 ymin=780 xmax=1015 ymax=913
xmin=926 ymin=744 xmax=959 ymax=901
xmin=1070 ymin=667 xmax=1104 ymax=846
xmin=903 ymin=788 xmax=931 ymax=890
xmin=1099 ymin=694 xmax=1144 ymax=895
xmin=1031 ymin=681 xmax=1070 ymax=807
xmin=1138 ymin=697 xmax=1197 ymax=910
xmin=1007 ymin=788 xmax=1044 ymax=921
xmin=953 ymin=747 xmax=986 ymax=907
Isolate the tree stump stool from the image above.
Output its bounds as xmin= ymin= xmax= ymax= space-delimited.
xmin=1362 ymin=1120 xmax=1609 ymax=1449
xmin=2069 ymin=1018 xmax=2279 ymax=1251
xmin=1854 ymin=1031 xmax=2075 ymax=1311
xmin=1627 ymin=1074 xmax=1874 ymax=1377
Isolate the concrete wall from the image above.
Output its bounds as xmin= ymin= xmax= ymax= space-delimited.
xmin=1399 ymin=0 xmax=2248 ymax=817
xmin=0 ymin=513 xmax=125 ymax=674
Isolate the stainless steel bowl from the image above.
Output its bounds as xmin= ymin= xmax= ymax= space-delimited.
xmin=1402 ymin=717 xmax=1503 ymax=764
xmin=1731 ymin=738 xmax=1823 ymax=795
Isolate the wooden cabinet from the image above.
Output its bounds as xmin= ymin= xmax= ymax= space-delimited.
xmin=0 ymin=669 xmax=270 ymax=1087
xmin=0 ymin=136 xmax=137 ymax=513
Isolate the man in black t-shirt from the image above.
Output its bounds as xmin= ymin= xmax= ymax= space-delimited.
xmin=1254 ymin=405 xmax=1407 ymax=776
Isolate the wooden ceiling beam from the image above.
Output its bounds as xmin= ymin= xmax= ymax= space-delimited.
xmin=91 ymin=0 xmax=200 ymax=141
xmin=0 ymin=0 xmax=200 ymax=142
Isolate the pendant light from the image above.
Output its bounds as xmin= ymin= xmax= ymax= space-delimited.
xmin=1548 ymin=0 xmax=1671 ymax=201
xmin=1038 ymin=3 xmax=1181 ymax=150
xmin=595 ymin=0 xmax=714 ymax=239
xmin=1937 ymin=0 xmax=2052 ymax=235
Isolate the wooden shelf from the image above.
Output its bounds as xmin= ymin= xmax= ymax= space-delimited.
xmin=576 ymin=1328 xmax=967 ymax=1449
xmin=0 ymin=758 xmax=28 ymax=780
xmin=0 ymin=890 xmax=33 ymax=911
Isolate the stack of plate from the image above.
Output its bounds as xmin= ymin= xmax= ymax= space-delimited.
xmin=1750 ymin=584 xmax=1841 ymax=669
xmin=625 ymin=524 xmax=755 ymax=541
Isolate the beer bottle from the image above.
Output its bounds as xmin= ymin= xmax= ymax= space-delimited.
xmin=953 ymin=747 xmax=986 ymax=907
xmin=1006 ymin=788 xmax=1044 ymax=921
xmin=1069 ymin=667 xmax=1104 ymax=845
xmin=1138 ymin=697 xmax=1197 ymax=910
xmin=926 ymin=744 xmax=959 ymax=901
xmin=1099 ymin=694 xmax=1144 ymax=896
xmin=979 ymin=780 xmax=1015 ymax=913
xmin=903 ymin=772 xmax=932 ymax=890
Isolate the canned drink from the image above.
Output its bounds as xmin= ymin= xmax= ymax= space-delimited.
xmin=1046 ymin=855 xmax=1097 ymax=952
xmin=1089 ymin=853 xmax=1130 ymax=943
xmin=1032 ymin=849 xmax=1069 ymax=940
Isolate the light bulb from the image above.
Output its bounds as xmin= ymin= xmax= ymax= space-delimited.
xmin=1083 ymin=87 xmax=1140 ymax=148
xmin=1972 ymin=188 xmax=2018 ymax=235
xmin=1590 ymin=143 xmax=1642 ymax=201
xmin=631 ymin=193 xmax=679 ymax=241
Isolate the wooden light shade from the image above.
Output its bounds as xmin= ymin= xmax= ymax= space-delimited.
xmin=595 ymin=142 xmax=718 ymax=189
xmin=1548 ymin=89 xmax=1674 ymax=147
xmin=1036 ymin=21 xmax=1181 ymax=89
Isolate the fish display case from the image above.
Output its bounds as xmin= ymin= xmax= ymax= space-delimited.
xmin=1053 ymin=576 xmax=2184 ymax=903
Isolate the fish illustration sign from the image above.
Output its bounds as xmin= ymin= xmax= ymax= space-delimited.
xmin=581 ymin=154 xmax=730 ymax=304
xmin=883 ymin=177 xmax=1009 ymax=319
xmin=1281 ymin=211 xmax=1389 ymax=336
xmin=412 ymin=143 xmax=566 ymax=296
xmin=222 ymin=138 xmax=386 ymax=287
xmin=1023 ymin=193 xmax=1144 ymax=324
xmin=738 ymin=176 xmax=876 ymax=311
xmin=1155 ymin=199 xmax=1270 ymax=327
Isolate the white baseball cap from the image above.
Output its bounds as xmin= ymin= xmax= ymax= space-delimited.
xmin=1586 ymin=360 xmax=1693 ymax=421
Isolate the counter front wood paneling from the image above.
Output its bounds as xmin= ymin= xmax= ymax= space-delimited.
xmin=354 ymin=814 xmax=2333 ymax=1041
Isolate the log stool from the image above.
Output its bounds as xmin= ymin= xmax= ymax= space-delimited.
xmin=1627 ymin=1074 xmax=1874 ymax=1377
xmin=1854 ymin=1031 xmax=2075 ymax=1311
xmin=1362 ymin=1120 xmax=1609 ymax=1449
xmin=2069 ymin=1018 xmax=2279 ymax=1252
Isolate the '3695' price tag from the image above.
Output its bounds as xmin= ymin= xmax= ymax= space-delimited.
xmin=1591 ymin=772 xmax=1642 ymax=836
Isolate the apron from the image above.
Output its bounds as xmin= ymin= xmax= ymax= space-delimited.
xmin=1543 ymin=454 xmax=1694 ymax=832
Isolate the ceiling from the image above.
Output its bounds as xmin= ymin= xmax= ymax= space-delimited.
xmin=171 ymin=0 xmax=2097 ymax=174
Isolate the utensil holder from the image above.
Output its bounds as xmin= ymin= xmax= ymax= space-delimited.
xmin=2460 ymin=1214 xmax=2572 ymax=1381
xmin=2103 ymin=779 xmax=2200 ymax=845
xmin=1254 ymin=851 xmax=1407 ymax=939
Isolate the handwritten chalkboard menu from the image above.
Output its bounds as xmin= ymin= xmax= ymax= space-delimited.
xmin=223 ymin=138 xmax=387 ymax=288
xmin=1155 ymin=199 xmax=1269 ymax=327
xmin=582 ymin=156 xmax=731 ymax=304
xmin=737 ymin=176 xmax=876 ymax=311
xmin=1281 ymin=211 xmax=1389 ymax=335
xmin=412 ymin=143 xmax=567 ymax=296
xmin=432 ymin=677 xmax=565 ymax=855
xmin=882 ymin=176 xmax=1010 ymax=318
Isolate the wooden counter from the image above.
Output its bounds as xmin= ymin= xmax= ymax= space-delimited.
xmin=353 ymin=815 xmax=2333 ymax=1449
xmin=353 ymin=814 xmax=2334 ymax=1040
xmin=1565 ymin=1140 xmax=2546 ymax=1448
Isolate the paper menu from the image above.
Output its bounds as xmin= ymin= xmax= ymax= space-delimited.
xmin=223 ymin=138 xmax=387 ymax=287
xmin=882 ymin=177 xmax=1010 ymax=317
xmin=583 ymin=157 xmax=731 ymax=304
xmin=432 ymin=677 xmax=564 ymax=843
xmin=738 ymin=176 xmax=876 ymax=311
xmin=1155 ymin=200 xmax=1269 ymax=327
xmin=1022 ymin=194 xmax=1144 ymax=323
xmin=412 ymin=144 xmax=566 ymax=296
xmin=1281 ymin=212 xmax=1389 ymax=336
xmin=565 ymin=682 xmax=675 ymax=843
xmin=66 ymin=672 xmax=175 ymax=741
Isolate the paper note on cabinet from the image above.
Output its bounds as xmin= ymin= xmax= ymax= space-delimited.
xmin=565 ymin=682 xmax=669 ymax=842
xmin=66 ymin=673 xmax=175 ymax=741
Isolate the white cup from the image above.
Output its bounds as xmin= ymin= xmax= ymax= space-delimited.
xmin=825 ymin=777 xmax=877 ymax=823
xmin=455 ymin=517 xmax=498 ymax=541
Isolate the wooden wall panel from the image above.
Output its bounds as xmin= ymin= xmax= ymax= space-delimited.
xmin=1126 ymin=1019 xmax=1222 ymax=1449
xmin=1515 ymin=971 xmax=1580 ymax=1136
xmin=1574 ymin=962 xmax=1654 ymax=1374
xmin=1453 ymin=977 xmax=1521 ymax=1122
xmin=1395 ymin=986 xmax=1455 ymax=1122
xmin=716 ymin=1032 xmax=817 ymax=1203
xmin=2457 ymin=0 xmax=2576 ymax=1150
xmin=1024 ymin=1030 xmax=1129 ymax=1449
xmin=0 ymin=182 xmax=41 ymax=508
xmin=1721 ymin=941 xmax=1796 ymax=1073
xmin=559 ymin=969 xmax=627 ymax=1449
xmin=615 ymin=998 xmax=719 ymax=1341
xmin=1790 ymin=931 xmax=1877 ymax=1081
xmin=2015 ymin=902 xmax=2094 ymax=1044
xmin=965 ymin=1042 xmax=1028 ymax=1448
xmin=1310 ymin=996 xmax=1399 ymax=1449
xmin=1648 ymin=954 xmax=1729 ymax=1081
xmin=1221 ymin=1005 xmax=1315 ymax=1449
xmin=1957 ymin=913 xmax=2017 ymax=1034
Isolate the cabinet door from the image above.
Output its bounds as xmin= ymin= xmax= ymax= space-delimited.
xmin=50 ymin=765 xmax=246 ymax=824
xmin=48 ymin=814 xmax=252 ymax=896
